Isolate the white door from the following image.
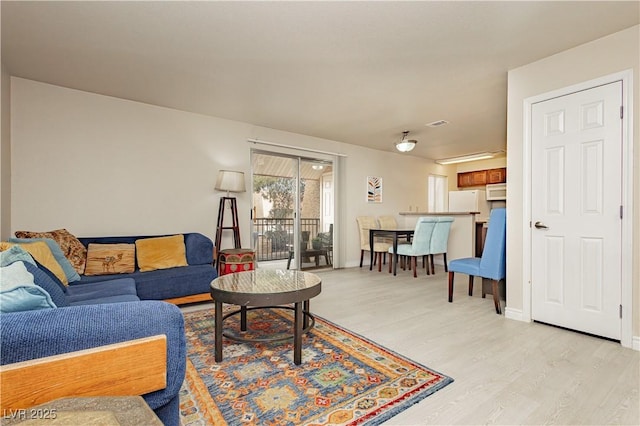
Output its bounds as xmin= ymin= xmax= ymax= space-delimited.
xmin=531 ymin=81 xmax=622 ymax=340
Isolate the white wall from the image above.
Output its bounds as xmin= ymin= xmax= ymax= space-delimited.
xmin=9 ymin=77 xmax=451 ymax=267
xmin=456 ymin=157 xmax=507 ymax=174
xmin=1 ymin=64 xmax=10 ymax=240
xmin=506 ymin=25 xmax=639 ymax=337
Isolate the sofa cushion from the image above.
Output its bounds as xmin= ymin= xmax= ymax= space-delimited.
xmin=135 ymin=235 xmax=188 ymax=272
xmin=65 ymin=278 xmax=139 ymax=305
xmin=0 ymin=262 xmax=57 ymax=313
xmin=68 ymin=294 xmax=140 ymax=305
xmin=84 ymin=243 xmax=135 ymax=276
xmin=9 ymin=237 xmax=81 ymax=283
xmin=14 ymin=229 xmax=87 ymax=275
xmin=1 ymin=241 xmax=68 ymax=285
xmin=23 ymin=262 xmax=69 ymax=308
xmin=76 ymin=264 xmax=216 ymax=300
xmin=184 ymin=233 xmax=215 ymax=266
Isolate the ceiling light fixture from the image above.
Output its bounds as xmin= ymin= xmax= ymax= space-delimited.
xmin=435 ymin=152 xmax=501 ymax=165
xmin=311 ymin=164 xmax=324 ymax=170
xmin=396 ymin=131 xmax=417 ymax=153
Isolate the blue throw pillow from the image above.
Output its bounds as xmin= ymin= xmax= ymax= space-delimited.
xmin=23 ymin=262 xmax=68 ymax=307
xmin=0 ymin=262 xmax=57 ymax=313
xmin=0 ymin=245 xmax=36 ymax=267
xmin=9 ymin=237 xmax=81 ymax=283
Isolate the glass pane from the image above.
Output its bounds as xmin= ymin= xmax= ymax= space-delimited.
xmin=251 ymin=152 xmax=297 ymax=268
xmin=299 ymin=159 xmax=333 ymax=270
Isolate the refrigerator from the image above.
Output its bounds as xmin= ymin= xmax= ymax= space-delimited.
xmin=448 ymin=189 xmax=490 ymax=220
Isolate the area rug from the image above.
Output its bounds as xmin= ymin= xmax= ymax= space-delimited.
xmin=179 ymin=307 xmax=453 ymax=425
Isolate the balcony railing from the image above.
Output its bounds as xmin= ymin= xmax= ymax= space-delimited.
xmin=253 ymin=218 xmax=321 ymax=261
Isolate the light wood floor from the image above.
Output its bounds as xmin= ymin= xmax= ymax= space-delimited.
xmin=184 ymin=266 xmax=640 ymax=425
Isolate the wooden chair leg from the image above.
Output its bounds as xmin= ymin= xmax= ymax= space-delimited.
xmin=492 ymin=279 xmax=502 ymax=314
xmin=430 ymin=254 xmax=435 ymax=274
xmin=377 ymin=252 xmax=382 ymax=272
xmin=360 ymin=250 xmax=364 ymax=268
xmin=443 ymin=253 xmax=448 ymax=272
xmin=468 ymin=276 xmax=474 ymax=296
xmin=448 ymin=271 xmax=455 ymax=302
xmin=412 ymin=257 xmax=417 ymax=278
xmin=388 ymin=254 xmax=393 ymax=273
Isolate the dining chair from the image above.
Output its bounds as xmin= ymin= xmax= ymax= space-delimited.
xmin=377 ymin=215 xmax=410 ymax=246
xmin=356 ymin=216 xmax=390 ymax=271
xmin=388 ymin=217 xmax=437 ymax=278
xmin=427 ymin=217 xmax=454 ymax=274
xmin=447 ymin=208 xmax=506 ymax=314
xmin=377 ymin=215 xmax=398 ymax=229
xmin=317 ymin=224 xmax=333 ymax=265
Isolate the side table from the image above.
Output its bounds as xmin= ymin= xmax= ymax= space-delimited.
xmin=217 ymin=248 xmax=255 ymax=275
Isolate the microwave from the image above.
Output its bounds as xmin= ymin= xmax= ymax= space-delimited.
xmin=486 ymin=183 xmax=507 ymax=201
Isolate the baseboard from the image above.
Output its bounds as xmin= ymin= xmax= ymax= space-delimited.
xmin=633 ymin=336 xmax=640 ymax=351
xmin=504 ymin=307 xmax=526 ymax=322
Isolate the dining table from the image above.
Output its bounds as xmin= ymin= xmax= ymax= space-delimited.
xmin=369 ymin=228 xmax=415 ymax=276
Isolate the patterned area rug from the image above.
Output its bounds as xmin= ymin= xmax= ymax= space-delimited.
xmin=179 ymin=307 xmax=453 ymax=425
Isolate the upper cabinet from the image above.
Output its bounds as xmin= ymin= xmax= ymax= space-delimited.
xmin=458 ymin=167 xmax=506 ymax=188
xmin=486 ymin=168 xmax=506 ymax=184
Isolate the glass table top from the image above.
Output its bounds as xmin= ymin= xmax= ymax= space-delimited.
xmin=211 ymin=269 xmax=321 ymax=294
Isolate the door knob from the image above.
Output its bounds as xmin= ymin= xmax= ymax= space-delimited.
xmin=534 ymin=221 xmax=548 ymax=229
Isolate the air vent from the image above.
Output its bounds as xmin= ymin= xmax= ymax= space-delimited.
xmin=426 ymin=120 xmax=449 ymax=127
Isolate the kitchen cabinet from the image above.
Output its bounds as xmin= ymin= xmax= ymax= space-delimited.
xmin=458 ymin=167 xmax=506 ymax=188
xmin=487 ymin=168 xmax=506 ymax=184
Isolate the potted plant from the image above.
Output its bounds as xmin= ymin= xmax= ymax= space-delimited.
xmin=311 ymin=237 xmax=322 ymax=250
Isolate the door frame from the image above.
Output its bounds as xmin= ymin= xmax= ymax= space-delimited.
xmin=249 ymin=148 xmax=337 ymax=270
xmin=521 ymin=69 xmax=634 ymax=348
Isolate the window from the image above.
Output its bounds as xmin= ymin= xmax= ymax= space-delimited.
xmin=427 ymin=175 xmax=448 ymax=212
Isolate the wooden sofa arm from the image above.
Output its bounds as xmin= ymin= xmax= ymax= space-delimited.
xmin=0 ymin=335 xmax=167 ymax=411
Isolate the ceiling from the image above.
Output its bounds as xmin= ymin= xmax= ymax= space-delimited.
xmin=2 ymin=1 xmax=638 ymax=161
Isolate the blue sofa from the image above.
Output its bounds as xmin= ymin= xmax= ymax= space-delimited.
xmin=74 ymin=232 xmax=217 ymax=302
xmin=0 ymin=262 xmax=187 ymax=425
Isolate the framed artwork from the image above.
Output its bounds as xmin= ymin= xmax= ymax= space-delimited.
xmin=367 ymin=176 xmax=382 ymax=203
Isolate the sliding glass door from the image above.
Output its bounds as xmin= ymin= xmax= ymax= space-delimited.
xmin=251 ymin=150 xmax=333 ymax=270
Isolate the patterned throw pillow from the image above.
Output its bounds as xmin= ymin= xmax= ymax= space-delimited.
xmin=84 ymin=243 xmax=135 ymax=276
xmin=14 ymin=229 xmax=87 ymax=275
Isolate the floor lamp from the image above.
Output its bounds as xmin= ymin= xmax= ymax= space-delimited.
xmin=214 ymin=170 xmax=246 ymax=263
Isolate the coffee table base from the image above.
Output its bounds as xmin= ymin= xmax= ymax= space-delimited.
xmin=215 ymin=300 xmax=313 ymax=365
xmin=221 ymin=306 xmax=316 ymax=343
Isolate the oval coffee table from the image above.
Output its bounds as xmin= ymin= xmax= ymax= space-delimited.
xmin=210 ymin=269 xmax=322 ymax=365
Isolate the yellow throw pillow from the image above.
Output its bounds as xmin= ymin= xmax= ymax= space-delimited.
xmin=135 ymin=235 xmax=188 ymax=272
xmin=0 ymin=241 xmax=68 ymax=285
xmin=84 ymin=244 xmax=136 ymax=276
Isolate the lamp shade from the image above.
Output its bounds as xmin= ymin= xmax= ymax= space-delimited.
xmin=215 ymin=170 xmax=246 ymax=193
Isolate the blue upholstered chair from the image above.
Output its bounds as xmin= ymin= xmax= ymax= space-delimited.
xmin=388 ymin=217 xmax=437 ymax=278
xmin=428 ymin=217 xmax=454 ymax=274
xmin=448 ymin=208 xmax=506 ymax=314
